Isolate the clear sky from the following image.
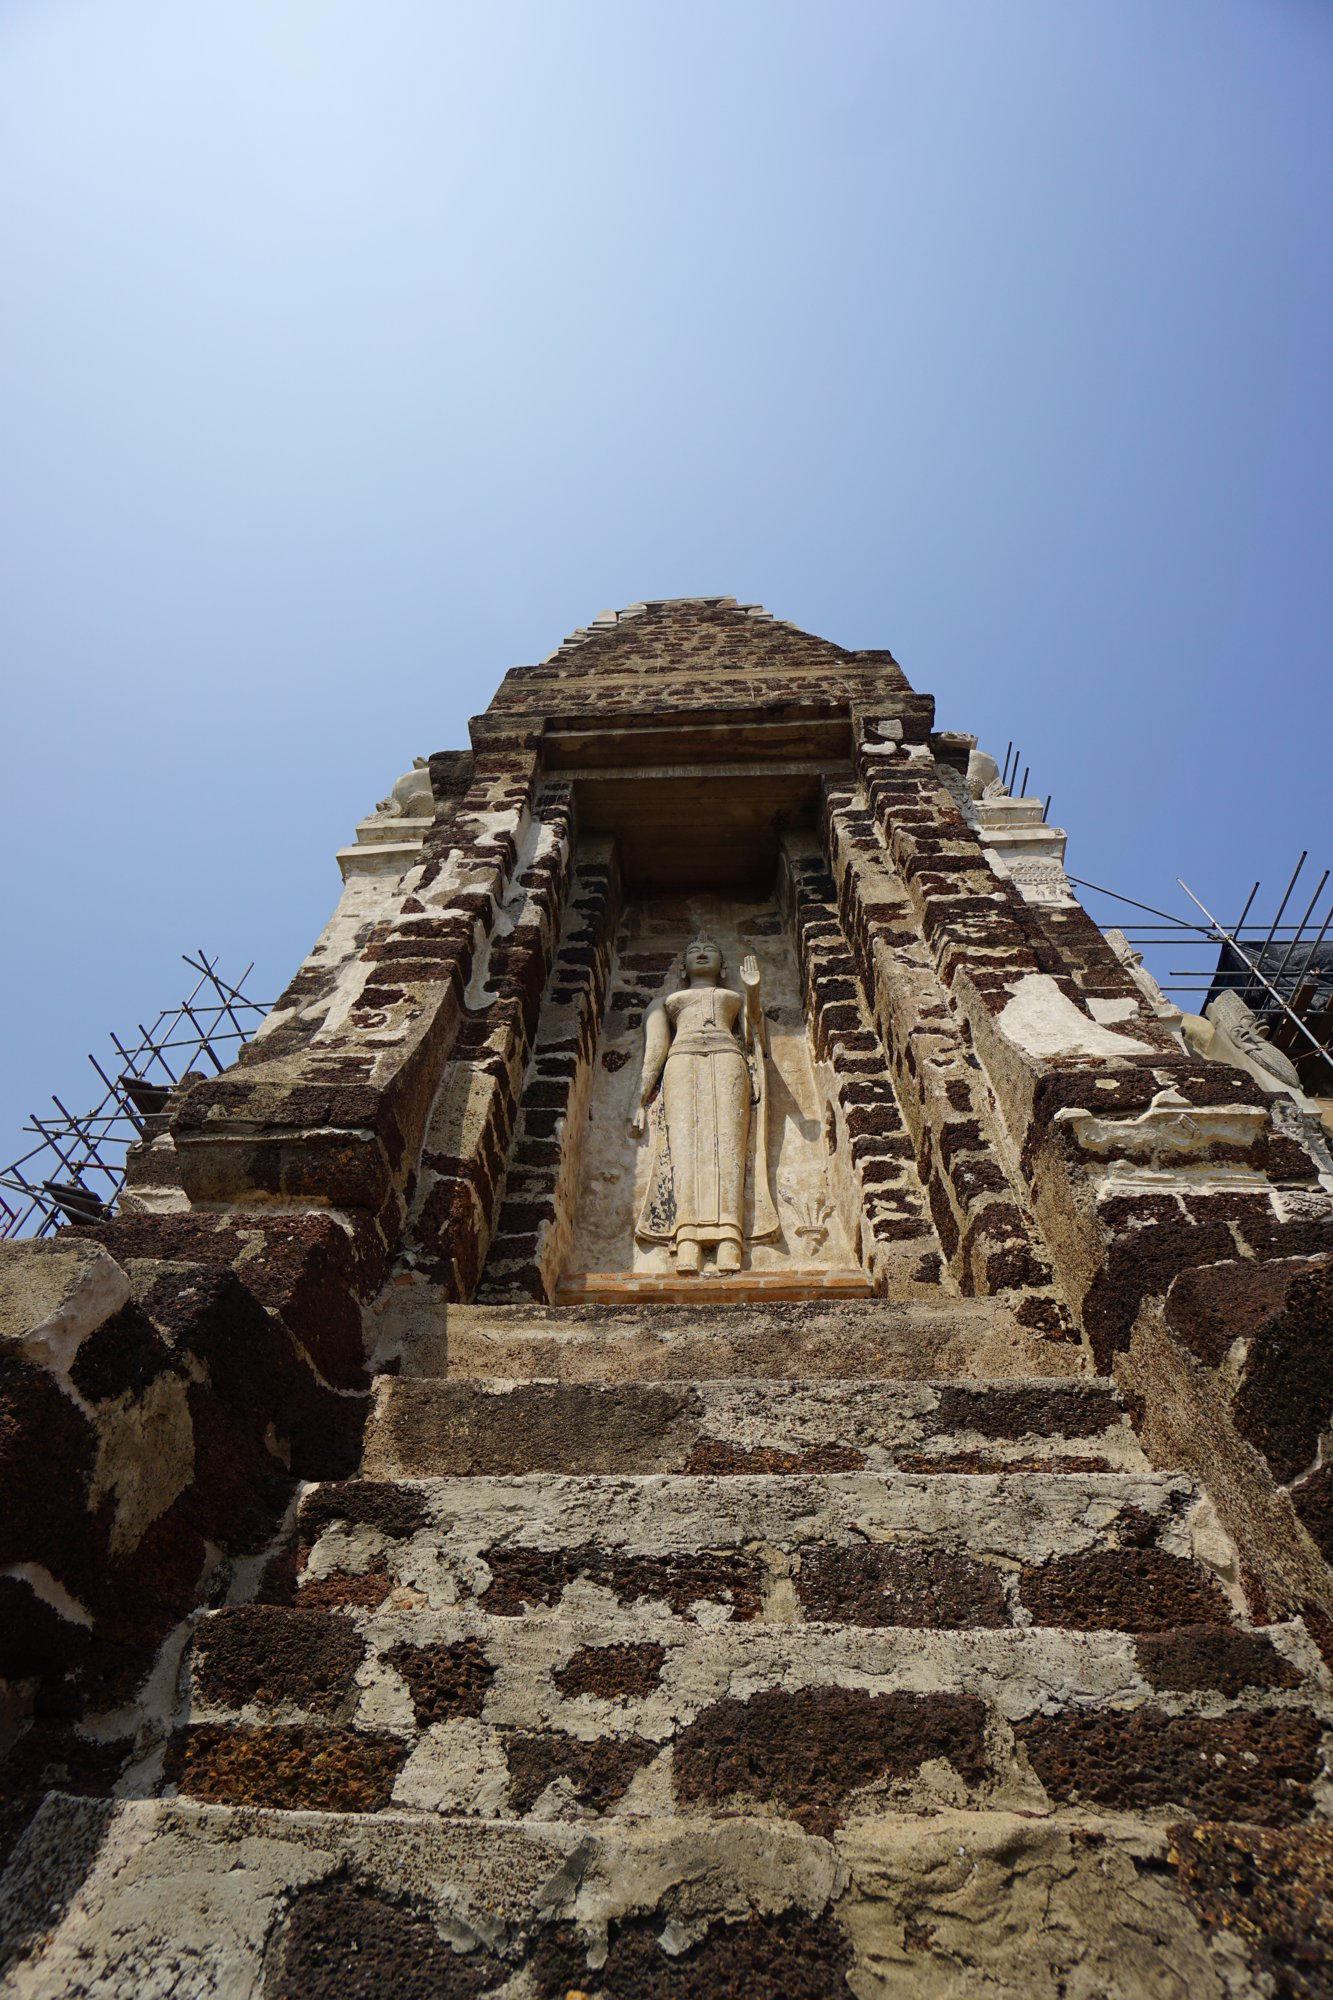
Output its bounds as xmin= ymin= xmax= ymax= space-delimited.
xmin=2 ymin=0 xmax=1331 ymax=1186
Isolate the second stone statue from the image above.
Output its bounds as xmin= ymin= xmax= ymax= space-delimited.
xmin=629 ymin=933 xmax=780 ymax=1273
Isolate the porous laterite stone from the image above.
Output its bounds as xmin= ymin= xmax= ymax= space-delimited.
xmin=1293 ymin=1463 xmax=1333 ymax=1564
xmin=66 ymin=1300 xmax=174 ymax=1403
xmin=385 ymin=1638 xmax=495 ymax=1723
xmin=395 ymin=1380 xmax=700 ymax=1475
xmin=1170 ymin=1820 xmax=1333 ymax=2000
xmin=796 ymin=1543 xmax=1008 ymax=1628
xmin=674 ymin=1685 xmax=989 ymax=1831
xmin=1164 ymin=1257 xmax=1302 ymax=1369
xmin=527 ymin=1907 xmax=855 ymax=2000
xmin=171 ymin=1724 xmax=407 ymax=1812
xmin=897 ymin=1451 xmax=1115 ymax=1474
xmin=268 ymin=1884 xmax=505 ymax=2000
xmin=191 ymin=1607 xmax=365 ymax=1713
xmin=930 ymin=1383 xmax=1121 ymax=1441
xmin=1134 ymin=1625 xmax=1302 ymax=1696
xmin=0 ymin=1357 xmax=98 ymax=1595
xmin=479 ymin=1544 xmax=765 ymax=1621
xmin=1013 ymin=1296 xmax=1073 ymax=1337
xmin=1018 ymin=1707 xmax=1323 ymax=1823
xmin=1020 ymin=1549 xmax=1233 ymax=1632
xmin=553 ymin=1641 xmax=666 ymax=1700
xmin=1233 ymin=1261 xmax=1333 ymax=1485
xmin=296 ymin=1562 xmax=393 ymax=1612
xmin=683 ymin=1439 xmax=867 ymax=1474
xmin=504 ymin=1729 xmax=656 ymax=1813
xmin=299 ymin=1481 xmax=430 ymax=1543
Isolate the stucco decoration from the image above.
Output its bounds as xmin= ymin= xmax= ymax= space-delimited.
xmin=965 ymin=748 xmax=1008 ymax=800
xmin=374 ymin=758 xmax=434 ymax=819
xmin=630 ymin=936 xmax=779 ymax=1273
xmin=1105 ymin=929 xmax=1184 ymax=1036
xmin=1182 ymin=990 xmax=1302 ymax=1094
xmin=1181 ymin=990 xmax=1333 ymax=1161
xmin=1055 ymin=1087 xmax=1269 ymax=1179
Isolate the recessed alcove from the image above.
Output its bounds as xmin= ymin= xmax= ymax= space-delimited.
xmin=561 ymin=884 xmax=858 ymax=1285
xmin=472 ymin=720 xmax=945 ymax=1305
xmin=571 ymin=770 xmax=844 ymax=898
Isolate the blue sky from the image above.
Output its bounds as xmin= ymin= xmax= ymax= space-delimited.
xmin=3 ymin=0 xmax=1331 ymax=1189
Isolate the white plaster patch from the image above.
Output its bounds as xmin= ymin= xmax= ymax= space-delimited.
xmin=89 ymin=1372 xmax=196 ymax=1559
xmin=392 ymin=1719 xmax=511 ymax=1817
xmin=1064 ymin=1089 xmax=1280 ymax=1194
xmin=1 ymin=1561 xmax=92 ymax=1627
xmin=996 ymin=975 xmax=1151 ymax=1059
xmin=1086 ymin=998 xmax=1140 ymax=1026
xmin=349 ymin=1612 xmax=1193 ymax=1733
xmin=0 ymin=1242 xmax=131 ymax=1381
xmin=1056 ymin=1090 xmax=1268 ymax=1165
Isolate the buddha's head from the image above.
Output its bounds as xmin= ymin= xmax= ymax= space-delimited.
xmin=683 ymin=934 xmax=724 ymax=986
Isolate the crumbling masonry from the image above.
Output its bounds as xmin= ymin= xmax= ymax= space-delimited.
xmin=2 ymin=599 xmax=1332 ymax=1997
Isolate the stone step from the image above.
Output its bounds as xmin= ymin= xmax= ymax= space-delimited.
xmin=554 ymin=1269 xmax=876 ymax=1303
xmin=291 ymin=1467 xmax=1220 ymax=1631
xmin=167 ymin=1696 xmax=1330 ymax=1834
xmin=362 ymin=1375 xmax=1147 ymax=1480
xmin=185 ymin=1602 xmax=1330 ymax=1735
xmin=8 ymin=1793 xmax=1311 ymax=2000
xmin=380 ymin=1294 xmax=1087 ymax=1383
xmin=171 ymin=1600 xmax=1331 ymax=1832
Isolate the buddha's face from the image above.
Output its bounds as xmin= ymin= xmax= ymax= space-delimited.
xmin=684 ymin=936 xmax=723 ymax=984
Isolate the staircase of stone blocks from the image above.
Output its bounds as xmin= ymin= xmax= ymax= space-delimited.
xmin=22 ymin=1295 xmax=1333 ymax=1998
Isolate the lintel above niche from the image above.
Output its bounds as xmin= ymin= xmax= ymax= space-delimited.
xmin=541 ymin=710 xmax=855 ymax=771
xmin=572 ymin=770 xmax=839 ymax=894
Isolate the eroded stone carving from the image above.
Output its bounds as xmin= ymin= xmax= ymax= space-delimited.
xmin=779 ymin=1180 xmax=834 ymax=1251
xmin=1056 ymin=1086 xmax=1269 ymax=1168
xmin=630 ymin=935 xmax=779 ymax=1273
xmin=966 ymin=749 xmax=1008 ymax=800
xmin=999 ymin=855 xmax=1078 ymax=907
xmin=1105 ymin=929 xmax=1183 ymax=1032
xmin=1182 ymin=990 xmax=1302 ymax=1094
xmin=375 ymin=758 xmax=434 ymax=819
xmin=1269 ymin=1091 xmax=1333 ymax=1188
xmin=1179 ymin=990 xmax=1333 ymax=1160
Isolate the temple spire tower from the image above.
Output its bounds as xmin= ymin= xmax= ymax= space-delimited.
xmin=2 ymin=598 xmax=1332 ymax=1996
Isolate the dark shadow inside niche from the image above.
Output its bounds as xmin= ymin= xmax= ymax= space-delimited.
xmin=572 ymin=767 xmax=829 ymax=895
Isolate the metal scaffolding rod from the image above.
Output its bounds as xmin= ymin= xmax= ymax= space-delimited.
xmin=1176 ymin=878 xmax=1333 ymax=1080
xmin=1067 ymin=878 xmax=1209 ymax=930
xmin=1069 ymin=861 xmax=1333 ymax=1089
xmin=0 ymin=954 xmax=270 ymax=1240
